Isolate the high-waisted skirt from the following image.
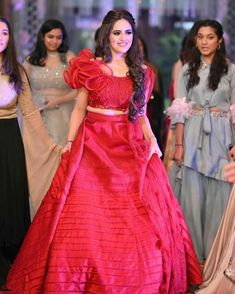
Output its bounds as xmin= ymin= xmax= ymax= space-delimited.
xmin=7 ymin=112 xmax=202 ymax=293
xmin=0 ymin=118 xmax=30 ymax=247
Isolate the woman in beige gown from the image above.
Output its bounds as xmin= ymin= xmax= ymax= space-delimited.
xmin=24 ymin=19 xmax=77 ymax=146
xmin=197 ymin=162 xmax=235 ymax=293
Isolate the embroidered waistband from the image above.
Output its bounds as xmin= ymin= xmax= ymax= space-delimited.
xmin=191 ymin=108 xmax=229 ymax=117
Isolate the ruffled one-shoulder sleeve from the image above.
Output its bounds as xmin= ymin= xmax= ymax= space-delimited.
xmin=64 ymin=48 xmax=107 ymax=92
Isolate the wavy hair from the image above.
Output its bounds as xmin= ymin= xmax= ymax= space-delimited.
xmin=179 ymin=20 xmax=203 ymax=64
xmin=28 ymin=19 xmax=69 ymax=66
xmin=187 ymin=19 xmax=228 ymax=91
xmin=0 ymin=17 xmax=23 ymax=93
xmin=95 ymin=9 xmax=145 ymax=121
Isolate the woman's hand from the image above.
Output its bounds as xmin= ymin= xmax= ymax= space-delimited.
xmin=137 ymin=115 xmax=162 ymax=160
xmin=44 ymin=98 xmax=60 ymax=109
xmin=62 ymin=141 xmax=73 ymax=153
xmin=224 ymin=161 xmax=235 ymax=183
xmin=228 ymin=144 xmax=235 ymax=162
xmin=173 ymin=145 xmax=184 ymax=166
xmin=148 ymin=136 xmax=162 ymax=160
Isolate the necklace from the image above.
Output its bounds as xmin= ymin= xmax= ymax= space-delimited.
xmin=47 ymin=52 xmax=59 ymax=58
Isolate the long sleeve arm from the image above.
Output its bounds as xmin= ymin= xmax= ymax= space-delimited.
xmin=18 ymin=71 xmax=62 ymax=213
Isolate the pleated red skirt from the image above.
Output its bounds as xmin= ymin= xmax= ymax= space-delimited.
xmin=7 ymin=112 xmax=202 ymax=293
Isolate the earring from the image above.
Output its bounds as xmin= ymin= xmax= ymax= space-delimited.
xmin=217 ymin=44 xmax=221 ymax=50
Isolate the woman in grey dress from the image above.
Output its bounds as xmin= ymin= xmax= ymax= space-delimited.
xmin=167 ymin=19 xmax=235 ymax=262
xmin=24 ymin=19 xmax=77 ymax=146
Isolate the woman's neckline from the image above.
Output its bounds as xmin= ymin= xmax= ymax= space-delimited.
xmin=110 ymin=74 xmax=130 ymax=79
xmin=201 ymin=56 xmax=212 ymax=66
xmin=101 ymin=61 xmax=130 ymax=78
xmin=47 ymin=52 xmax=60 ymax=58
xmin=35 ymin=63 xmax=65 ymax=71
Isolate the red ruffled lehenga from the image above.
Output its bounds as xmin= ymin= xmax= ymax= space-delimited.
xmin=7 ymin=49 xmax=202 ymax=293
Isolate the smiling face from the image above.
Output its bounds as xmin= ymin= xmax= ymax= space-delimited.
xmin=0 ymin=21 xmax=9 ymax=55
xmin=195 ymin=26 xmax=222 ymax=62
xmin=43 ymin=28 xmax=63 ymax=53
xmin=109 ymin=18 xmax=133 ymax=57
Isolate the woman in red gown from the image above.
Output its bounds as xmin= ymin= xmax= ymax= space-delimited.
xmin=7 ymin=9 xmax=202 ymax=293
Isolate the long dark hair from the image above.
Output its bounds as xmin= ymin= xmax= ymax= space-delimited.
xmin=187 ymin=19 xmax=228 ymax=91
xmin=95 ymin=9 xmax=145 ymax=121
xmin=0 ymin=17 xmax=23 ymax=93
xmin=179 ymin=20 xmax=203 ymax=64
xmin=28 ymin=19 xmax=69 ymax=66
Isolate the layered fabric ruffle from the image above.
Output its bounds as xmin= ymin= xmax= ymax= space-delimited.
xmin=64 ymin=48 xmax=109 ymax=92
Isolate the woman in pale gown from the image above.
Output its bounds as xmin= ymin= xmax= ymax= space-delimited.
xmin=197 ymin=161 xmax=235 ymax=294
xmin=23 ymin=19 xmax=77 ymax=146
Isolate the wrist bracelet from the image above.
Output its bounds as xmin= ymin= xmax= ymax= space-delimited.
xmin=175 ymin=144 xmax=183 ymax=146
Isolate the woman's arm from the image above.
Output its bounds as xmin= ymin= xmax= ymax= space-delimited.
xmin=224 ymin=161 xmax=235 ymax=183
xmin=138 ymin=113 xmax=162 ymax=159
xmin=22 ymin=60 xmax=32 ymax=77
xmin=174 ymin=123 xmax=184 ymax=166
xmin=137 ymin=66 xmax=162 ymax=159
xmin=44 ymin=89 xmax=78 ymax=109
xmin=167 ymin=65 xmax=189 ymax=166
xmin=172 ymin=60 xmax=183 ymax=98
xmin=63 ymin=87 xmax=88 ymax=152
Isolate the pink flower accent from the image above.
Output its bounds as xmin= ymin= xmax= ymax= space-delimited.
xmin=167 ymin=97 xmax=194 ymax=119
